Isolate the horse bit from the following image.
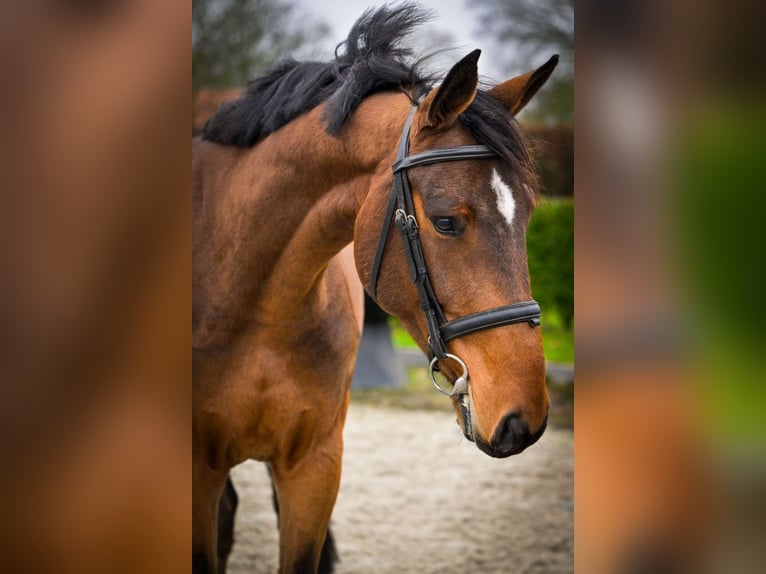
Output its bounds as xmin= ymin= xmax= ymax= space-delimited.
xmin=368 ymin=105 xmax=541 ymax=397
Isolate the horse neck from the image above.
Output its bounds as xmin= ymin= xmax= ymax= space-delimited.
xmin=193 ymin=93 xmax=410 ymax=343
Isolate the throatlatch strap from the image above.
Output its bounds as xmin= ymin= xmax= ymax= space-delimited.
xmin=369 ymin=107 xmax=418 ymax=301
xmin=369 ymin=186 xmax=401 ymax=300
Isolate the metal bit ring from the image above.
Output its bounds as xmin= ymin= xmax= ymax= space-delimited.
xmin=429 ymin=353 xmax=469 ymax=397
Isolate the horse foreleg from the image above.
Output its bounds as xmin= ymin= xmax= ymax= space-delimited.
xmin=267 ymin=464 xmax=339 ymax=574
xmin=216 ymin=475 xmax=239 ymax=573
xmin=270 ymin=432 xmax=344 ymax=574
xmin=192 ymin=447 xmax=229 ymax=574
xmin=317 ymin=524 xmax=339 ymax=574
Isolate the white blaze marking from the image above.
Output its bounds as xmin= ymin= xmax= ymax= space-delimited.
xmin=491 ymin=168 xmax=515 ymax=229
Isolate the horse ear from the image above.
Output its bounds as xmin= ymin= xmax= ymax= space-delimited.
xmin=490 ymin=55 xmax=559 ymax=116
xmin=417 ymin=49 xmax=481 ymax=131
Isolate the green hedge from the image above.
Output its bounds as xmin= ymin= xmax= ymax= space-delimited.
xmin=527 ymin=198 xmax=574 ymax=330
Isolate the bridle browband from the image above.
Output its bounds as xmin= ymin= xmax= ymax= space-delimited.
xmin=368 ymin=106 xmax=541 ymax=397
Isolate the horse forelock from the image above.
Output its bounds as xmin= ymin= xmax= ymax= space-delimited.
xmin=459 ymin=90 xmax=539 ymax=201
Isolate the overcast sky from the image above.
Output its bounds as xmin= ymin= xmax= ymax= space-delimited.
xmin=294 ymin=0 xmax=513 ymax=82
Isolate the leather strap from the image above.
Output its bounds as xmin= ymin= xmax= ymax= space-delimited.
xmin=393 ymin=145 xmax=497 ymax=172
xmin=441 ymin=301 xmax=542 ymax=343
xmin=369 ymin=108 xmax=417 ymax=301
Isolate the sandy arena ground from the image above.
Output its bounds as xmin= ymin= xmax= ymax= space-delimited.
xmin=228 ymin=404 xmax=573 ymax=573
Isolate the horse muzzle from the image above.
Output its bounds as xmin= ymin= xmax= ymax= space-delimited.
xmin=475 ymin=411 xmax=549 ymax=459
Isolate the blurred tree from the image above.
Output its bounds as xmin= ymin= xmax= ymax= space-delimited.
xmin=192 ymin=0 xmax=330 ymax=91
xmin=470 ymin=0 xmax=573 ymax=124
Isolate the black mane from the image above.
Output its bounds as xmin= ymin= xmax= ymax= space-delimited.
xmin=202 ymin=3 xmax=536 ymax=185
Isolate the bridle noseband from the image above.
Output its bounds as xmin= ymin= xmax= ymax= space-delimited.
xmin=369 ymin=106 xmax=541 ymax=397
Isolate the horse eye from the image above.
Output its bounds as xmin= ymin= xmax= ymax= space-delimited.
xmin=432 ymin=216 xmax=458 ymax=235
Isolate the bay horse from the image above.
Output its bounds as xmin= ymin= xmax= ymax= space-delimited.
xmin=193 ymin=5 xmax=557 ymax=573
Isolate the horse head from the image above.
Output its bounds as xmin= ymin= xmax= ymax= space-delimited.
xmin=355 ymin=51 xmax=558 ymax=458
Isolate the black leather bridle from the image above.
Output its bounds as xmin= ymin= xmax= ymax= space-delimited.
xmin=368 ymin=106 xmax=542 ymax=396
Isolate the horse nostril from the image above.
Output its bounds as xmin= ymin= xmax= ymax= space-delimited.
xmin=481 ymin=411 xmax=548 ymax=458
xmin=507 ymin=413 xmax=528 ymax=439
xmin=491 ymin=411 xmax=530 ymax=454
